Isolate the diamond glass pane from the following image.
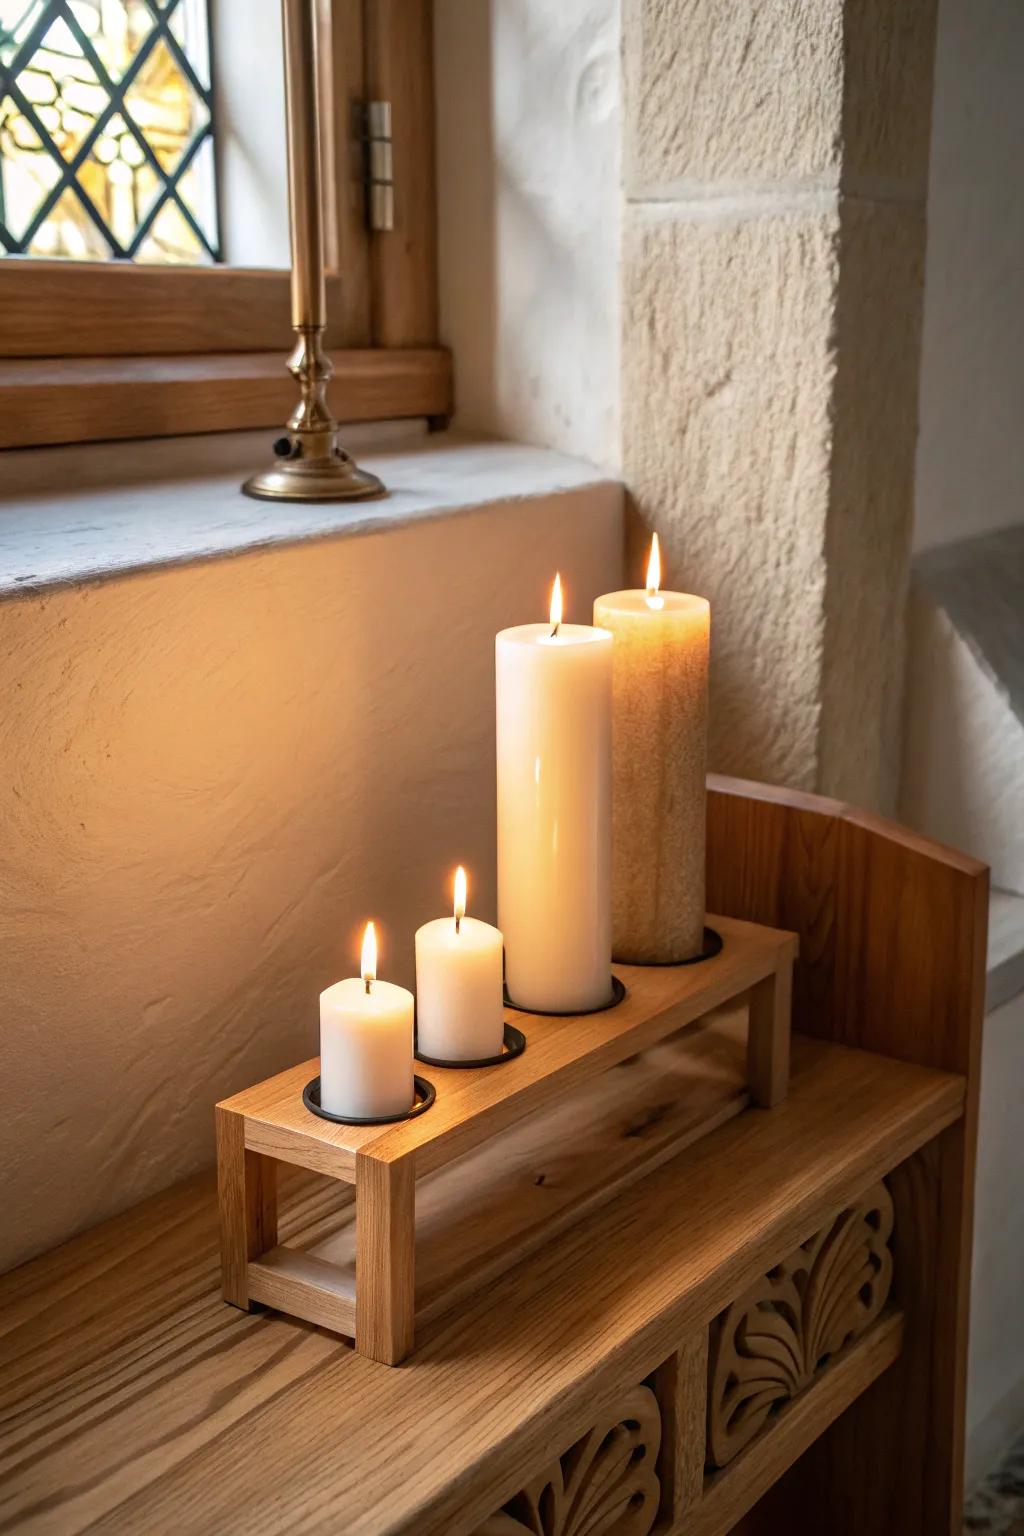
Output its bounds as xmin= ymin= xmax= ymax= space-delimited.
xmin=0 ymin=1 xmax=47 ymax=65
xmin=0 ymin=0 xmax=219 ymax=262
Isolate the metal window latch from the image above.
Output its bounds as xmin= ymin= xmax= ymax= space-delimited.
xmin=364 ymin=101 xmax=394 ymax=232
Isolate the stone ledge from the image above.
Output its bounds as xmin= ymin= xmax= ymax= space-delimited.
xmin=0 ymin=427 xmax=619 ymax=598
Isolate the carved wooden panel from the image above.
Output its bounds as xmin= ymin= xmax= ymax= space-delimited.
xmin=707 ymin=1181 xmax=894 ymax=1468
xmin=473 ymin=1383 xmax=662 ymax=1535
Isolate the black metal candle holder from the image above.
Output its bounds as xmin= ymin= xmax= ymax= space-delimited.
xmin=416 ymin=1021 xmax=527 ymax=1070
xmin=613 ymin=926 xmax=724 ymax=968
xmin=503 ymin=973 xmax=627 ymax=1018
xmin=302 ymin=1074 xmax=435 ymax=1126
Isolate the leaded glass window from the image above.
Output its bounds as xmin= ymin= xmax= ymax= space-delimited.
xmin=0 ymin=0 xmax=219 ymax=263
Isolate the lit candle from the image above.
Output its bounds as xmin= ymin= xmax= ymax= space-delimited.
xmin=496 ymin=574 xmax=613 ymax=1012
xmin=319 ymin=922 xmax=415 ymax=1118
xmin=594 ymin=535 xmax=710 ymax=962
xmin=415 ymin=866 xmax=504 ymax=1060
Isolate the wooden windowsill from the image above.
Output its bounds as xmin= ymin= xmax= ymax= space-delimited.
xmin=0 ymin=348 xmax=453 ymax=451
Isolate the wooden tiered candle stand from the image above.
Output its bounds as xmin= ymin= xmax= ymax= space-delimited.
xmin=216 ymin=912 xmax=796 ymax=1365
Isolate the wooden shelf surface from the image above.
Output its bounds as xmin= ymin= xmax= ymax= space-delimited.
xmin=0 ymin=1029 xmax=963 ymax=1536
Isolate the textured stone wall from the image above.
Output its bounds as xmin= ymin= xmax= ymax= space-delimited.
xmin=622 ymin=0 xmax=938 ymax=807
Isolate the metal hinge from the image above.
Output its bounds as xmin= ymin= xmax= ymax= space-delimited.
xmin=363 ymin=101 xmax=394 ymax=232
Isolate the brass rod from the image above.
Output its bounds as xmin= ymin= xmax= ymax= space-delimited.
xmin=241 ymin=0 xmax=385 ymax=502
xmin=282 ymin=0 xmax=325 ymax=332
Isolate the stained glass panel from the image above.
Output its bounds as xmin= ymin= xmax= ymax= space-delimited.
xmin=0 ymin=0 xmax=219 ymax=262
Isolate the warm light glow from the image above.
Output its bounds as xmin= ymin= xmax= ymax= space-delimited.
xmin=646 ymin=533 xmax=664 ymax=609
xmin=550 ymin=572 xmax=563 ymax=634
xmin=361 ymin=921 xmax=377 ymax=989
xmin=454 ymin=865 xmax=467 ymax=932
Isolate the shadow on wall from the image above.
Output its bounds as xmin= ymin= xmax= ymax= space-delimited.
xmin=0 ymin=488 xmax=622 ymax=1271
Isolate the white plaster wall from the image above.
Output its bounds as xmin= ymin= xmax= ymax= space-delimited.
xmin=0 ymin=461 xmax=622 ymax=1273
xmin=212 ymin=0 xmax=290 ymax=267
xmin=967 ymin=985 xmax=1024 ymax=1489
xmin=914 ymin=0 xmax=1024 ymax=551
xmin=433 ymin=0 xmax=621 ymax=469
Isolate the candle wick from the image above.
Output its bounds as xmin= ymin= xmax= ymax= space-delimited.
xmin=550 ymin=619 xmax=560 ymax=638
xmin=364 ymin=976 xmax=372 ymax=995
xmin=455 ymin=914 xmax=461 ymax=935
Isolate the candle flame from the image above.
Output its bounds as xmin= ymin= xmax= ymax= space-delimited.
xmin=454 ymin=865 xmax=467 ymax=933
xmin=549 ymin=572 xmax=563 ymax=635
xmin=647 ymin=531 xmax=666 ymax=595
xmin=646 ymin=533 xmax=664 ymax=610
xmin=361 ymin=921 xmax=377 ymax=991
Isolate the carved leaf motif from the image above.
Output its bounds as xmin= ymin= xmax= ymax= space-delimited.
xmin=707 ymin=1181 xmax=894 ymax=1468
xmin=473 ymin=1384 xmax=662 ymax=1536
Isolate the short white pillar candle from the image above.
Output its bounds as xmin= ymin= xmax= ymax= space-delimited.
xmin=415 ymin=866 xmax=504 ymax=1061
xmin=319 ymin=922 xmax=414 ymax=1119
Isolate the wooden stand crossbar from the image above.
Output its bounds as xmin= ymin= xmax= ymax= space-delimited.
xmin=216 ymin=912 xmax=796 ymax=1364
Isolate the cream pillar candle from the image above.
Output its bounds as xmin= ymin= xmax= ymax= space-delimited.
xmin=415 ymin=866 xmax=504 ymax=1060
xmin=496 ymin=574 xmax=613 ymax=1013
xmin=594 ymin=536 xmax=710 ymax=963
xmin=319 ymin=922 xmax=414 ymax=1118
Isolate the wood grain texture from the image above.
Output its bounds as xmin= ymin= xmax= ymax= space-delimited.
xmin=248 ymin=1248 xmax=356 ymax=1336
xmin=471 ymin=1383 xmax=663 ymax=1536
xmin=305 ymin=1012 xmax=751 ymax=1331
xmin=219 ymin=915 xmax=794 ymax=1193
xmin=0 ymin=264 xmax=335 ymax=357
xmin=0 ymin=1034 xmax=963 ymax=1535
xmin=355 ymin=1152 xmax=416 ymax=1364
xmin=364 ymin=0 xmax=439 ymax=345
xmin=321 ymin=0 xmax=372 ymax=344
xmin=0 ymin=348 xmax=453 ymax=449
xmin=706 ymin=1181 xmax=894 ymax=1467
xmin=746 ymin=961 xmax=792 ymax=1109
xmin=215 ymin=1108 xmax=277 ymax=1309
xmin=653 ymin=1328 xmax=708 ymax=1528
xmin=691 ymin=1312 xmax=905 ymax=1536
xmin=705 ymin=775 xmax=987 ymax=1536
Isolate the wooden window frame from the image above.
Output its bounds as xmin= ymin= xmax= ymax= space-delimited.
xmin=0 ymin=0 xmax=451 ymax=450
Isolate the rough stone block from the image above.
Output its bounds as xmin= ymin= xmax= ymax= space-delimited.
xmin=819 ymin=200 xmax=927 ymax=808
xmin=622 ymin=204 xmax=839 ymax=788
xmin=842 ymin=0 xmax=939 ymax=193
xmin=623 ymin=0 xmax=844 ymax=192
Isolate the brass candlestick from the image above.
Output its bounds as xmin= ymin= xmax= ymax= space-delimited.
xmin=243 ymin=0 xmax=385 ymax=503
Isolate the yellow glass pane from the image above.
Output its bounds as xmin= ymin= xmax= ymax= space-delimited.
xmin=135 ymin=192 xmax=204 ymax=265
xmin=1 ymin=0 xmax=217 ymax=263
xmin=0 ymin=95 xmax=60 ymax=237
xmin=27 ymin=181 xmax=110 ymax=257
xmin=0 ymin=2 xmax=47 ymax=66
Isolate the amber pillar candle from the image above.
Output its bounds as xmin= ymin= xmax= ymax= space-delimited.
xmin=594 ymin=541 xmax=710 ymax=962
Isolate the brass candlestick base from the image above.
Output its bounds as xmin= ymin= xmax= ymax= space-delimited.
xmin=243 ymin=439 xmax=385 ymax=504
xmin=243 ymin=328 xmax=385 ymax=504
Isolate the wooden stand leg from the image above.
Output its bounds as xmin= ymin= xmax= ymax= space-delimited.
xmin=216 ymin=1106 xmax=278 ymax=1309
xmin=747 ymin=961 xmax=792 ymax=1109
xmin=355 ymin=1151 xmax=415 ymax=1365
xmin=653 ymin=1326 xmax=709 ymax=1527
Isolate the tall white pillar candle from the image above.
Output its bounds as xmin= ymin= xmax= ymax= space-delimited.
xmin=415 ymin=866 xmax=504 ymax=1060
xmin=319 ymin=922 xmax=414 ymax=1118
xmin=496 ymin=575 xmax=613 ymax=1013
